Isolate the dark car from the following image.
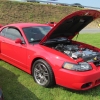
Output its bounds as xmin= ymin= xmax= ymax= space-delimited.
xmin=71 ymin=3 xmax=84 ymax=8
xmin=0 ymin=89 xmax=3 ymax=100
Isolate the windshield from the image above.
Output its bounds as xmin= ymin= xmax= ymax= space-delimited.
xmin=23 ymin=26 xmax=52 ymax=43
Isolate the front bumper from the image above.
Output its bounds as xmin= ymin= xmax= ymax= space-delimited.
xmin=55 ymin=64 xmax=100 ymax=90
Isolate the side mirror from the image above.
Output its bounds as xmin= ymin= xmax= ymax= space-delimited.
xmin=15 ymin=38 xmax=22 ymax=44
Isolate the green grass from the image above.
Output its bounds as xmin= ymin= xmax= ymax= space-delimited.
xmin=74 ymin=33 xmax=100 ymax=48
xmin=1 ymin=33 xmax=100 ymax=100
xmin=0 ymin=0 xmax=99 ymax=28
xmin=0 ymin=1 xmax=80 ymax=25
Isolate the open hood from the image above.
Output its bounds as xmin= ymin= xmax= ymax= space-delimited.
xmin=40 ymin=10 xmax=100 ymax=44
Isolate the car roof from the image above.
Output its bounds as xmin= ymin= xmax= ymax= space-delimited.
xmin=5 ymin=23 xmax=49 ymax=28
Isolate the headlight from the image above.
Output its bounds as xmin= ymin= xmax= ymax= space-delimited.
xmin=63 ymin=62 xmax=92 ymax=71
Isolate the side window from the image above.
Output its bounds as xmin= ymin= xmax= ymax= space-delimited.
xmin=0 ymin=27 xmax=8 ymax=36
xmin=4 ymin=27 xmax=23 ymax=41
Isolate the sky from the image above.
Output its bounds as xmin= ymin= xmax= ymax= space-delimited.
xmin=42 ymin=0 xmax=100 ymax=8
xmin=14 ymin=0 xmax=100 ymax=9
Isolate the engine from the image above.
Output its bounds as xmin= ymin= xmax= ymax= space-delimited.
xmin=44 ymin=37 xmax=100 ymax=62
xmin=53 ymin=44 xmax=100 ymax=61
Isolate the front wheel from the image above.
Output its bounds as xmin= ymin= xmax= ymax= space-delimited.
xmin=32 ymin=59 xmax=55 ymax=87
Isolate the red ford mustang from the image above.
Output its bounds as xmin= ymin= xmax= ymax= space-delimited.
xmin=0 ymin=10 xmax=100 ymax=90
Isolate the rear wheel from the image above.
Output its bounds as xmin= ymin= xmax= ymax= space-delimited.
xmin=32 ymin=59 xmax=55 ymax=87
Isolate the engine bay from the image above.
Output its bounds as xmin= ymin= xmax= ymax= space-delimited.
xmin=44 ymin=37 xmax=100 ymax=63
xmin=54 ymin=44 xmax=100 ymax=61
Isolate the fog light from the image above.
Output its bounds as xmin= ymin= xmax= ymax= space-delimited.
xmin=81 ymin=82 xmax=92 ymax=89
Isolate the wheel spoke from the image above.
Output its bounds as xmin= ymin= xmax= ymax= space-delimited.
xmin=36 ymin=75 xmax=40 ymax=80
xmin=43 ymin=72 xmax=49 ymax=77
xmin=42 ymin=65 xmax=47 ymax=71
xmin=43 ymin=77 xmax=48 ymax=83
xmin=40 ymin=77 xmax=48 ymax=83
xmin=34 ymin=68 xmax=40 ymax=73
xmin=38 ymin=64 xmax=43 ymax=71
xmin=40 ymin=78 xmax=44 ymax=83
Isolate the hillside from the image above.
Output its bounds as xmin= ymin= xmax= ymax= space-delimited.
xmin=0 ymin=1 xmax=99 ymax=28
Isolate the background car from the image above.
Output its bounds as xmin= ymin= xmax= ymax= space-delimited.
xmin=71 ymin=3 xmax=84 ymax=8
xmin=46 ymin=22 xmax=57 ymax=27
xmin=0 ymin=88 xmax=3 ymax=100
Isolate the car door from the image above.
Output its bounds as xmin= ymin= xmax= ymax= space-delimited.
xmin=0 ymin=27 xmax=14 ymax=59
xmin=0 ymin=27 xmax=27 ymax=69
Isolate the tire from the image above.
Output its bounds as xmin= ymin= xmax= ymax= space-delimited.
xmin=32 ymin=59 xmax=55 ymax=87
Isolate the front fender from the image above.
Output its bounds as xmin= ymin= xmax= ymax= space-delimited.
xmin=26 ymin=44 xmax=77 ymax=74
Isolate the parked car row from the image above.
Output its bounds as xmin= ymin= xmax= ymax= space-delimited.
xmin=71 ymin=3 xmax=84 ymax=8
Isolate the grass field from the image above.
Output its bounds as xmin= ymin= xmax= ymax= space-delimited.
xmin=0 ymin=1 xmax=99 ymax=28
xmin=1 ymin=33 xmax=100 ymax=100
xmin=0 ymin=1 xmax=80 ymax=25
xmin=74 ymin=33 xmax=100 ymax=48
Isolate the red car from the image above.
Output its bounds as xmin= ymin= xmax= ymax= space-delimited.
xmin=46 ymin=22 xmax=57 ymax=27
xmin=0 ymin=10 xmax=100 ymax=90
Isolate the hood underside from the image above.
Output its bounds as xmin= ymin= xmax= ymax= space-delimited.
xmin=40 ymin=10 xmax=100 ymax=44
xmin=48 ymin=15 xmax=93 ymax=39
